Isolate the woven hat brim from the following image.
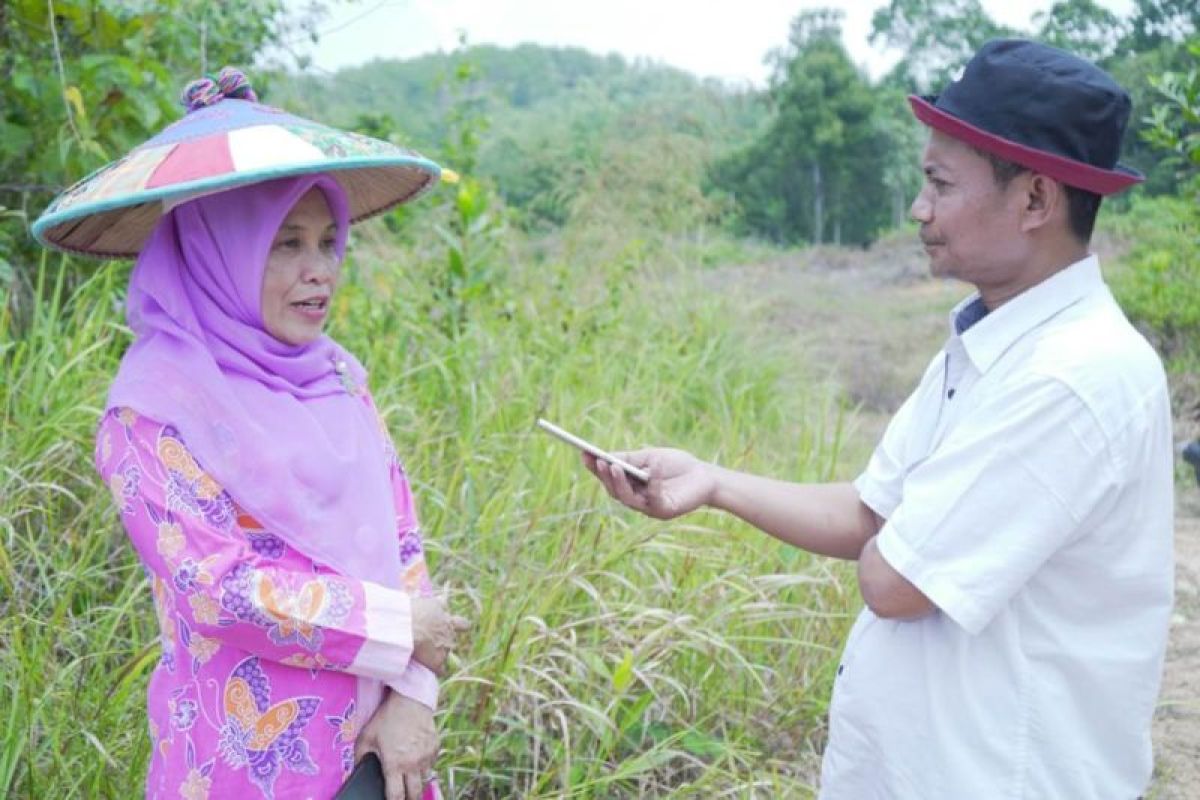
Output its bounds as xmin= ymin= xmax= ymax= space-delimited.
xmin=33 ymin=157 xmax=440 ymax=260
xmin=909 ymin=95 xmax=1143 ymax=196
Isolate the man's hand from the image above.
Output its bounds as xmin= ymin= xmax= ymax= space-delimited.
xmin=410 ymin=595 xmax=470 ymax=675
xmin=354 ymin=692 xmax=438 ymax=800
xmin=583 ymin=447 xmax=716 ymax=520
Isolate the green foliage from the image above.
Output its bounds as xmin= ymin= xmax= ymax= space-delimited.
xmin=0 ymin=0 xmax=312 ymax=316
xmin=272 ymin=44 xmax=765 ymax=235
xmin=1125 ymin=0 xmax=1199 ymax=53
xmin=478 ymin=61 xmax=752 ymax=235
xmin=1 ymin=0 xmax=282 ymax=186
xmin=1033 ymin=0 xmax=1125 ymax=61
xmin=428 ymin=173 xmax=507 ymax=338
xmin=1110 ymin=38 xmax=1200 ymax=400
xmin=1098 ymin=37 xmax=1198 ymax=202
xmin=870 ymin=0 xmax=1015 ymax=92
xmin=1109 ymin=195 xmax=1200 ymax=362
xmin=714 ymin=10 xmax=908 ymax=246
xmin=1 ymin=254 xmax=154 ymax=797
xmin=409 ymin=41 xmax=509 ymax=339
xmin=1141 ymin=39 xmax=1200 ymax=186
xmin=271 ymin=43 xmax=639 ymax=154
xmin=870 ymin=0 xmax=1191 ymax=91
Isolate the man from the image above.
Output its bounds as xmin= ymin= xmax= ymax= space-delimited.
xmin=585 ymin=39 xmax=1173 ymax=798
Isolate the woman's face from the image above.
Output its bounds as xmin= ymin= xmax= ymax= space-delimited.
xmin=261 ymin=188 xmax=341 ymax=346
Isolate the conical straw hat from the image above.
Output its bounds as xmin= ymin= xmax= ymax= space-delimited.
xmin=33 ymin=69 xmax=444 ymax=259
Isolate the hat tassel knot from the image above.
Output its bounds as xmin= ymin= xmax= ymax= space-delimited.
xmin=181 ymin=67 xmax=258 ymax=113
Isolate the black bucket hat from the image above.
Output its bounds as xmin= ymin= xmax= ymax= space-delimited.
xmin=909 ymin=39 xmax=1143 ymax=195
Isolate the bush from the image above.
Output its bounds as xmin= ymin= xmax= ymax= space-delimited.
xmin=1108 ymin=195 xmax=1200 ymax=364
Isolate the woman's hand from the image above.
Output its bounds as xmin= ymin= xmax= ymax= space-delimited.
xmin=354 ymin=691 xmax=438 ymax=800
xmin=410 ymin=595 xmax=470 ymax=675
xmin=583 ymin=448 xmax=716 ymax=520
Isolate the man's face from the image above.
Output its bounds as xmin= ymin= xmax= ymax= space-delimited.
xmin=909 ymin=131 xmax=1028 ymax=286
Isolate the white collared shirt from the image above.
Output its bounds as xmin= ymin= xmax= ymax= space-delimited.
xmin=821 ymin=256 xmax=1174 ymax=799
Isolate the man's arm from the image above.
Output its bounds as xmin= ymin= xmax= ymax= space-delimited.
xmin=586 ymin=451 xmax=935 ymax=619
xmin=710 ymin=468 xmax=935 ymax=618
xmin=708 ymin=471 xmax=879 ymax=560
xmin=858 ymin=536 xmax=936 ymax=619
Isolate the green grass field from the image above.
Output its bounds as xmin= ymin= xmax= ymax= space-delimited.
xmin=1 ymin=219 xmax=859 ymax=798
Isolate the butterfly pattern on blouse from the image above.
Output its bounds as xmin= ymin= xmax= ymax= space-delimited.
xmin=216 ymin=656 xmax=321 ymax=798
xmin=157 ymin=427 xmax=236 ymax=530
xmin=255 ymin=572 xmax=331 ymax=648
xmin=218 ymin=564 xmax=354 ymax=651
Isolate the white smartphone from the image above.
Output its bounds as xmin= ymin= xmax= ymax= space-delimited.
xmin=536 ymin=418 xmax=651 ymax=483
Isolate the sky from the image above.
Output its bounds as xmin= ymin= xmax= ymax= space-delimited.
xmin=293 ymin=0 xmax=1136 ymax=85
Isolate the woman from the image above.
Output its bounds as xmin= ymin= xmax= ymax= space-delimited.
xmin=35 ymin=71 xmax=466 ymax=799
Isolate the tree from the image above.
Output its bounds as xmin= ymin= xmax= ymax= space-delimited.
xmin=1101 ymin=36 xmax=1197 ymax=197
xmin=872 ymin=86 xmax=925 ymax=228
xmin=1108 ymin=37 xmax=1200 ymax=386
xmin=1 ymin=0 xmax=318 ymax=298
xmin=1124 ymin=0 xmax=1200 ymax=53
xmin=1141 ymin=37 xmax=1200 ymax=190
xmin=714 ymin=10 xmax=894 ymax=245
xmin=1033 ymin=0 xmax=1126 ymax=61
xmin=870 ymin=0 xmax=1015 ymax=92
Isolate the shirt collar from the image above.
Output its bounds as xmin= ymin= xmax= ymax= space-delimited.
xmin=948 ymin=254 xmax=1104 ymax=373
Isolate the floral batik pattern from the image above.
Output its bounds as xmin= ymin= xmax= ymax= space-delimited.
xmin=325 ymin=698 xmax=358 ymax=776
xmin=179 ymin=736 xmax=215 ymax=800
xmin=217 ymin=657 xmax=320 ymax=798
xmin=93 ymin=395 xmax=439 ymax=799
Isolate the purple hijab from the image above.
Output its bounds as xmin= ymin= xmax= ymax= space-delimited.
xmin=107 ymin=174 xmax=401 ymax=592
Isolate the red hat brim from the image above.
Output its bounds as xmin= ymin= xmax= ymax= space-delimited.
xmin=909 ymin=95 xmax=1143 ymax=196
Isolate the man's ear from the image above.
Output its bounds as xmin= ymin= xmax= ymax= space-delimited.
xmin=1018 ymin=173 xmax=1064 ymax=234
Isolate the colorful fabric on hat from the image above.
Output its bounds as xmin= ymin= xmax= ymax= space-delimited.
xmin=48 ymin=100 xmax=400 ymax=213
xmin=106 ymin=174 xmax=403 ymax=593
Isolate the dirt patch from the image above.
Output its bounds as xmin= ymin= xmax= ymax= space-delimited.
xmin=1151 ymin=501 xmax=1200 ymax=798
xmin=706 ymin=238 xmax=1200 ymax=797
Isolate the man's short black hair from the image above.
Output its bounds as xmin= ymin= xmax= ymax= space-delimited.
xmin=973 ymin=147 xmax=1102 ymax=243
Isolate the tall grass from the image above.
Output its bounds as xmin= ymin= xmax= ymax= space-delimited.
xmin=1 ymin=221 xmax=858 ymax=797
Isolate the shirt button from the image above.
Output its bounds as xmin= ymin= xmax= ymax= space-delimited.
xmin=837 ymin=664 xmax=844 ymax=676
xmin=947 ymin=388 xmax=956 ymax=399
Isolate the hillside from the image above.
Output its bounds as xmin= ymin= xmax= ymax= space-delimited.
xmin=270 ymin=44 xmax=768 ymax=229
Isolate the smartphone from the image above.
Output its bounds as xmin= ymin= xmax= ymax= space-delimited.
xmin=536 ymin=418 xmax=651 ymax=483
xmin=334 ymin=753 xmax=441 ymax=800
xmin=334 ymin=753 xmax=384 ymax=800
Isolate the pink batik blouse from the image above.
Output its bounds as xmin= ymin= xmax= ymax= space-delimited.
xmin=95 ymin=400 xmax=439 ymax=800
